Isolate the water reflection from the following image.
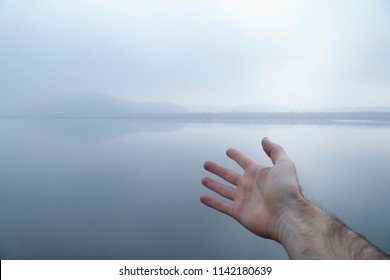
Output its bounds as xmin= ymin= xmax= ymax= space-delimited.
xmin=0 ymin=118 xmax=389 ymax=259
xmin=20 ymin=118 xmax=186 ymax=142
xmin=16 ymin=114 xmax=390 ymax=142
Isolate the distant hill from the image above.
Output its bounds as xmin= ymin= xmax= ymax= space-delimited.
xmin=225 ymin=103 xmax=294 ymax=113
xmin=187 ymin=103 xmax=293 ymax=113
xmin=187 ymin=104 xmax=390 ymax=113
xmin=22 ymin=93 xmax=187 ymax=117
xmin=15 ymin=94 xmax=390 ymax=118
xmin=313 ymin=106 xmax=390 ymax=113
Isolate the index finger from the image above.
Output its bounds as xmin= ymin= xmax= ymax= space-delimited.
xmin=226 ymin=148 xmax=257 ymax=170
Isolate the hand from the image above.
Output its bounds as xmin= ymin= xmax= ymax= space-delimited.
xmin=201 ymin=137 xmax=390 ymax=259
xmin=200 ymin=137 xmax=304 ymax=241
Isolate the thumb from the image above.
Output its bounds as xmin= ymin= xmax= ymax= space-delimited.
xmin=261 ymin=137 xmax=290 ymax=165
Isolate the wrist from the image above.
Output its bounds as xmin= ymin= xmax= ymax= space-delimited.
xmin=274 ymin=197 xmax=330 ymax=259
xmin=273 ymin=198 xmax=389 ymax=259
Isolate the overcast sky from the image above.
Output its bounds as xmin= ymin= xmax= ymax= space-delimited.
xmin=1 ymin=0 xmax=390 ymax=113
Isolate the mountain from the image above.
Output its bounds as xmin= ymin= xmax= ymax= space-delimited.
xmin=16 ymin=94 xmax=390 ymax=118
xmin=22 ymin=93 xmax=187 ymax=117
xmin=312 ymin=106 xmax=390 ymax=113
xmin=187 ymin=103 xmax=294 ymax=113
xmin=225 ymin=103 xmax=294 ymax=113
xmin=186 ymin=105 xmax=227 ymax=113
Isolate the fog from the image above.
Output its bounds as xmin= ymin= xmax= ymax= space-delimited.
xmin=1 ymin=0 xmax=390 ymax=260
xmin=1 ymin=0 xmax=390 ymax=114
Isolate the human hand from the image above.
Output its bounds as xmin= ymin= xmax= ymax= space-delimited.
xmin=200 ymin=137 xmax=304 ymax=242
xmin=201 ymin=137 xmax=390 ymax=259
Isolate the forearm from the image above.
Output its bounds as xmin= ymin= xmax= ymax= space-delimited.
xmin=276 ymin=199 xmax=389 ymax=260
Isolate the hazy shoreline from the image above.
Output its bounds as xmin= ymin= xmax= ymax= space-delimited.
xmin=2 ymin=112 xmax=390 ymax=126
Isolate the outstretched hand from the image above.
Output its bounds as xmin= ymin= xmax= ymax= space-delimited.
xmin=201 ymin=137 xmax=390 ymax=259
xmin=200 ymin=137 xmax=304 ymax=242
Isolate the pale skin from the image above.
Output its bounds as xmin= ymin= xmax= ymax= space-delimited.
xmin=201 ymin=137 xmax=389 ymax=259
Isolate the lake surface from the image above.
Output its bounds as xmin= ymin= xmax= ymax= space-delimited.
xmin=0 ymin=118 xmax=389 ymax=259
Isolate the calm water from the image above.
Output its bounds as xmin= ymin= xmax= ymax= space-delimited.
xmin=0 ymin=118 xmax=389 ymax=259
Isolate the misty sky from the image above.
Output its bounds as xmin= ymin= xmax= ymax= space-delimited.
xmin=1 ymin=0 xmax=390 ymax=113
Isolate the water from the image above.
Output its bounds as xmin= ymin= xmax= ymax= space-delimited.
xmin=0 ymin=118 xmax=389 ymax=259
